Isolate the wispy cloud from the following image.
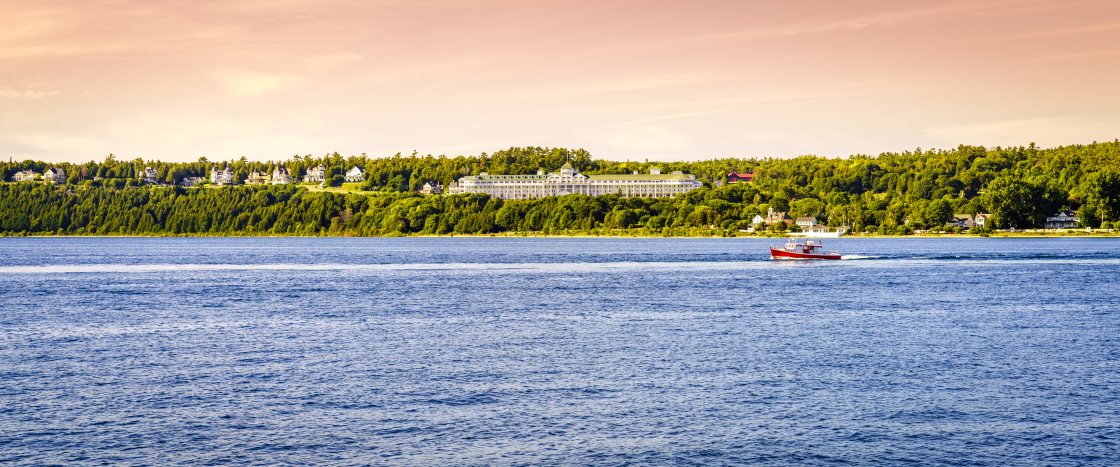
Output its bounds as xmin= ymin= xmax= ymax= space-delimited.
xmin=0 ymin=87 xmax=60 ymax=98
xmin=207 ymin=69 xmax=298 ymax=96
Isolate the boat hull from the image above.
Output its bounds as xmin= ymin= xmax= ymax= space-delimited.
xmin=770 ymin=248 xmax=841 ymax=260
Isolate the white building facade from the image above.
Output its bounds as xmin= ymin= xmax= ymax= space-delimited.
xmin=210 ymin=165 xmax=235 ymax=185
xmin=44 ymin=168 xmax=66 ymax=183
xmin=272 ymin=167 xmax=294 ymax=185
xmin=1045 ymin=210 xmax=1079 ymax=229
xmin=454 ymin=163 xmax=702 ymax=200
xmin=303 ymin=165 xmax=327 ymax=183
xmin=12 ymin=170 xmax=38 ymax=182
xmin=344 ymin=166 xmax=365 ymax=183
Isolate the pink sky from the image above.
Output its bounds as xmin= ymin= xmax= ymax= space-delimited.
xmin=2 ymin=0 xmax=1119 ymax=163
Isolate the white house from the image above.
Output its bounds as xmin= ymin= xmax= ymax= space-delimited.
xmin=210 ymin=165 xmax=235 ymax=185
xmin=12 ymin=170 xmax=38 ymax=182
xmin=751 ymin=214 xmax=765 ymax=224
xmin=795 ymin=217 xmax=816 ymax=228
xmin=419 ymin=181 xmax=443 ymax=195
xmin=793 ymin=224 xmax=850 ymax=238
xmin=344 ymin=166 xmax=365 ymax=183
xmin=43 ymin=167 xmax=66 ymax=183
xmin=303 ymin=165 xmax=327 ymax=183
xmin=1045 ymin=210 xmax=1079 ymax=229
xmin=142 ymin=167 xmax=158 ymax=184
xmin=974 ymin=213 xmax=991 ymax=227
xmin=272 ymin=166 xmax=294 ymax=185
xmin=805 ymin=224 xmax=830 ymax=234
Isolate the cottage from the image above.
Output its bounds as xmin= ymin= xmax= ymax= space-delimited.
xmin=974 ymin=213 xmax=991 ymax=227
xmin=12 ymin=170 xmax=38 ymax=182
xmin=805 ymin=224 xmax=830 ymax=234
xmin=142 ymin=167 xmax=158 ymax=184
xmin=246 ymin=170 xmax=272 ymax=185
xmin=795 ymin=217 xmax=816 ymax=228
xmin=210 ymin=165 xmax=236 ymax=185
xmin=446 ymin=181 xmax=461 ymax=194
xmin=727 ymin=172 xmax=753 ymax=183
xmin=764 ymin=208 xmax=794 ymax=225
xmin=303 ymin=165 xmax=327 ymax=183
xmin=344 ymin=166 xmax=365 ymax=183
xmin=180 ymin=177 xmax=204 ymax=187
xmin=1045 ymin=210 xmax=1079 ymax=229
xmin=272 ymin=166 xmax=294 ymax=185
xmin=946 ymin=214 xmax=974 ymax=229
xmin=751 ymin=214 xmax=765 ymax=225
xmin=43 ymin=167 xmax=66 ymax=183
xmin=419 ymin=181 xmax=443 ymax=195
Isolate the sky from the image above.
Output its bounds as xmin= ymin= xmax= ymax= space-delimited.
xmin=2 ymin=0 xmax=1119 ymax=163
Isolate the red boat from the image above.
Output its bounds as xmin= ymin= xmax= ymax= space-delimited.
xmin=770 ymin=239 xmax=841 ymax=260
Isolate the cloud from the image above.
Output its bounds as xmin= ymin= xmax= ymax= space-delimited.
xmin=207 ymin=69 xmax=299 ymax=96
xmin=0 ymin=87 xmax=60 ymax=98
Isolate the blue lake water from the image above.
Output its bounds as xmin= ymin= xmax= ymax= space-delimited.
xmin=1 ymin=237 xmax=1118 ymax=465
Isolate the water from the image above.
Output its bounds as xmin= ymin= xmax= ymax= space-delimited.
xmin=1 ymin=237 xmax=1118 ymax=465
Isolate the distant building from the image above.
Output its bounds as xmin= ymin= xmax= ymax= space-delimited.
xmin=43 ymin=167 xmax=66 ymax=183
xmin=765 ymin=207 xmax=793 ymax=225
xmin=446 ymin=181 xmax=461 ymax=194
xmin=12 ymin=170 xmax=38 ymax=182
xmin=805 ymin=224 xmax=830 ymax=235
xmin=727 ymin=172 xmax=753 ymax=183
xmin=947 ymin=214 xmax=975 ymax=229
xmin=453 ymin=163 xmax=702 ymax=199
xmin=974 ymin=213 xmax=991 ymax=227
xmin=1045 ymin=210 xmax=1079 ymax=229
xmin=180 ymin=177 xmax=204 ymax=187
xmin=246 ymin=170 xmax=271 ymax=185
xmin=419 ymin=181 xmax=443 ymax=195
xmin=303 ymin=165 xmax=327 ymax=183
xmin=795 ymin=217 xmax=816 ymax=228
xmin=272 ymin=166 xmax=294 ymax=185
xmin=344 ymin=166 xmax=365 ymax=183
xmin=752 ymin=214 xmax=765 ymax=224
xmin=142 ymin=167 xmax=158 ymax=184
xmin=210 ymin=165 xmax=235 ymax=185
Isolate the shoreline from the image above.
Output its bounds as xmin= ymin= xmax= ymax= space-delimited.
xmin=2 ymin=232 xmax=1118 ymax=239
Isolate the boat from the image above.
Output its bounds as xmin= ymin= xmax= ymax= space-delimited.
xmin=770 ymin=238 xmax=841 ymax=260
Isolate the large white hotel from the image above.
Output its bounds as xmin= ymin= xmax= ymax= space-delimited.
xmin=449 ymin=162 xmax=703 ymax=199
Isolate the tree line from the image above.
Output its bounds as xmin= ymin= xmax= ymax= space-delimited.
xmin=3 ymin=141 xmax=1120 ymax=236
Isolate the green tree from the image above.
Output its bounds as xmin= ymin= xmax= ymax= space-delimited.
xmin=924 ymin=199 xmax=953 ymax=227
xmin=1078 ymin=169 xmax=1120 ymax=227
xmin=981 ymin=176 xmax=1036 ymax=229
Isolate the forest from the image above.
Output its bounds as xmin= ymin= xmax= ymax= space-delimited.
xmin=2 ymin=141 xmax=1120 ymax=237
